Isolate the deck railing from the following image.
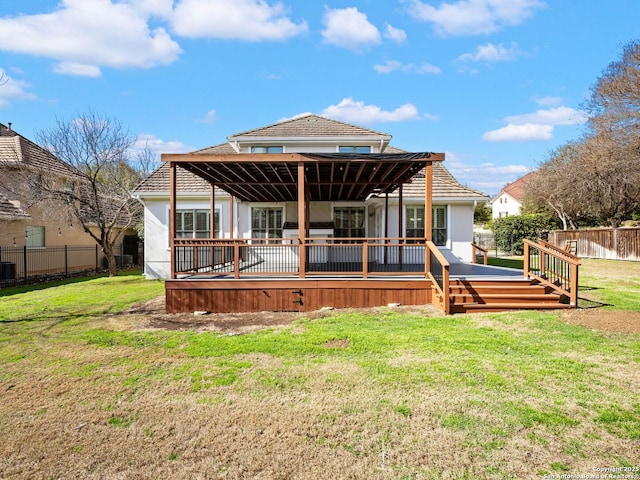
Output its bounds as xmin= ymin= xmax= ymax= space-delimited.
xmin=427 ymin=241 xmax=450 ymax=314
xmin=523 ymin=238 xmax=580 ymax=306
xmin=173 ymin=237 xmax=435 ymax=278
xmin=471 ymin=243 xmax=488 ymax=265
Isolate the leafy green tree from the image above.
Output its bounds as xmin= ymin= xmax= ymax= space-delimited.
xmin=492 ymin=214 xmax=557 ymax=255
xmin=473 ymin=202 xmax=491 ymax=225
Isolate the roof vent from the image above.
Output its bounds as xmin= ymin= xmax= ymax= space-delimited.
xmin=7 ymin=122 xmax=11 ymax=131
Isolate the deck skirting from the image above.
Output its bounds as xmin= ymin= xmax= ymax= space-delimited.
xmin=165 ymin=278 xmax=434 ymax=313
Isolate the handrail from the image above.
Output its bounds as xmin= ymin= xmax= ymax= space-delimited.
xmin=538 ymin=239 xmax=580 ymax=262
xmin=523 ymin=238 xmax=580 ymax=307
xmin=427 ymin=241 xmax=450 ymax=314
xmin=471 ymin=243 xmax=488 ymax=265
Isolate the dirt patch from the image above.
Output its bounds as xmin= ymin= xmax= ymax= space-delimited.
xmin=561 ymin=308 xmax=640 ymax=334
xmin=321 ymin=338 xmax=351 ymax=349
xmin=103 ymin=297 xmax=440 ymax=335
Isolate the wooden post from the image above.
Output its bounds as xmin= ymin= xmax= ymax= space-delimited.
xmin=210 ymin=183 xmax=215 ymax=269
xmin=229 ymin=195 xmax=234 ymax=239
xmin=398 ymin=183 xmax=403 ymax=268
xmin=384 ymin=193 xmax=389 ymax=265
xmin=425 ymin=162 xmax=433 ymax=277
xmin=362 ymin=240 xmax=368 ymax=278
xmin=170 ymin=162 xmax=177 ymax=279
xmin=570 ymin=262 xmax=579 ymax=306
xmin=298 ymin=161 xmax=306 ymax=278
xmin=523 ymin=241 xmax=530 ymax=277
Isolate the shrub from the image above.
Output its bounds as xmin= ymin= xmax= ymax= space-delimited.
xmin=492 ymin=214 xmax=556 ymax=255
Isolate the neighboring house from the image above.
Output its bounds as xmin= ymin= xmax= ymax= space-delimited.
xmin=133 ymin=114 xmax=489 ymax=280
xmin=0 ymin=122 xmax=138 ymax=275
xmin=490 ymin=171 xmax=537 ymax=219
xmin=0 ymin=122 xmax=93 ymax=249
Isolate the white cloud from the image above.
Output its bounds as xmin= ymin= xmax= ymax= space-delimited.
xmin=534 ymin=96 xmax=563 ymax=107
xmin=374 ymin=60 xmax=441 ymax=74
xmin=0 ymin=0 xmax=182 ymax=77
xmin=458 ymin=42 xmax=520 ymax=62
xmin=405 ymin=0 xmax=545 ymax=36
xmin=505 ymin=106 xmax=588 ymax=126
xmin=321 ymin=7 xmax=381 ymax=52
xmin=0 ymin=70 xmax=37 ymax=108
xmin=482 ymin=123 xmax=553 ymax=142
xmin=134 ymin=133 xmax=194 ymax=156
xmin=320 ymin=98 xmax=421 ymax=124
xmin=444 ymin=151 xmax=529 ymax=192
xmin=196 ymin=109 xmax=217 ymax=124
xmin=53 ymin=62 xmax=102 ymax=77
xmin=384 ymin=24 xmax=407 ymax=44
xmin=483 ymin=104 xmax=588 ymax=142
xmin=172 ymin=0 xmax=307 ymax=41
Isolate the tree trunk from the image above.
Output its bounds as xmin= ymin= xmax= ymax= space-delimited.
xmin=103 ymin=245 xmax=119 ymax=277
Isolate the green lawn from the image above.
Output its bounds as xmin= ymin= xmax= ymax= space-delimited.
xmin=0 ymin=263 xmax=638 ymax=479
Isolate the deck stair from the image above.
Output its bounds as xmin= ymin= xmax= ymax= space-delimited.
xmin=449 ymin=278 xmax=571 ymax=314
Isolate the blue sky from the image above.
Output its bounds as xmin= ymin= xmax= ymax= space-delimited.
xmin=0 ymin=0 xmax=638 ymax=195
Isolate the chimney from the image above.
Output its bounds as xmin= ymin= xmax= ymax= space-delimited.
xmin=7 ymin=122 xmax=11 ymax=131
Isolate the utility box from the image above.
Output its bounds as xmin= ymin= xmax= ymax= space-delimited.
xmin=0 ymin=262 xmax=16 ymax=281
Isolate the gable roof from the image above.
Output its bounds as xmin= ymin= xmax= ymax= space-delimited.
xmin=492 ymin=171 xmax=537 ymax=203
xmin=0 ymin=191 xmax=30 ymax=220
xmin=228 ymin=114 xmax=391 ymax=141
xmin=0 ymin=123 xmax=82 ymax=178
xmin=133 ymin=116 xmax=487 ymax=202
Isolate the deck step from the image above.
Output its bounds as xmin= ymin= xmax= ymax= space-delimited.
xmin=448 ymin=278 xmax=569 ymax=314
xmin=450 ymin=302 xmax=572 ymax=314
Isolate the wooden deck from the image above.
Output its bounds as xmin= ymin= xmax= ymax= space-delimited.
xmin=165 ymin=263 xmax=538 ymax=314
xmin=165 ymin=240 xmax=580 ymax=315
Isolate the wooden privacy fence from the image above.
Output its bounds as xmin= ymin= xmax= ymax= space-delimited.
xmin=548 ymin=227 xmax=640 ymax=261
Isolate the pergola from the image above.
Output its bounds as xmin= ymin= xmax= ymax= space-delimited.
xmin=162 ymin=151 xmax=445 ymax=279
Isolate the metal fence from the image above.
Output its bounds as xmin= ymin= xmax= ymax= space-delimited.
xmin=0 ymin=244 xmax=136 ymax=287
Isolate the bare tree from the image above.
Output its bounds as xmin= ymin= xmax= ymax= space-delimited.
xmin=528 ymin=40 xmax=640 ymax=228
xmin=524 ymin=143 xmax=582 ymax=230
xmin=35 ymin=112 xmax=146 ymax=276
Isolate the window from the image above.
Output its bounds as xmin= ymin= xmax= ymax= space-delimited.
xmin=433 ymin=206 xmax=447 ymax=246
xmin=406 ymin=206 xmax=424 ymax=240
xmin=338 ymin=146 xmax=371 ymax=154
xmin=26 ymin=225 xmax=45 ymax=248
xmin=405 ymin=205 xmax=447 ymax=246
xmin=334 ymin=207 xmax=365 ymax=239
xmin=251 ymin=207 xmax=283 ymax=242
xmin=175 ymin=209 xmax=218 ymax=238
xmin=251 ymin=146 xmax=283 ymax=153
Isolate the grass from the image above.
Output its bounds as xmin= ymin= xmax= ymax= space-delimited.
xmin=0 ymin=262 xmax=639 ymax=479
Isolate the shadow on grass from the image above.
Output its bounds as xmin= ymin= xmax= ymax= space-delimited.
xmin=0 ymin=269 xmax=143 ymax=298
xmin=576 ymin=297 xmax=611 ymax=309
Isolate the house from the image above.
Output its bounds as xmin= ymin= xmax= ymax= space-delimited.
xmin=0 ymin=122 xmax=93 ymax=249
xmin=490 ymin=171 xmax=537 ymax=219
xmin=134 ymin=115 xmax=489 ymax=280
xmin=0 ymin=122 xmax=138 ymax=278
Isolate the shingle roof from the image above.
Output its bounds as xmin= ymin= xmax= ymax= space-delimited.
xmin=494 ymin=171 xmax=537 ymax=202
xmin=384 ymin=147 xmax=488 ymax=200
xmin=0 ymin=123 xmax=82 ymax=178
xmin=228 ymin=114 xmax=391 ymax=139
xmin=133 ymin=143 xmax=232 ymax=194
xmin=134 ymin=145 xmax=486 ymax=200
xmin=0 ymin=191 xmax=29 ymax=220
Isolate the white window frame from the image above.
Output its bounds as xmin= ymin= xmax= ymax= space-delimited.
xmin=332 ymin=204 xmax=367 ymax=239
